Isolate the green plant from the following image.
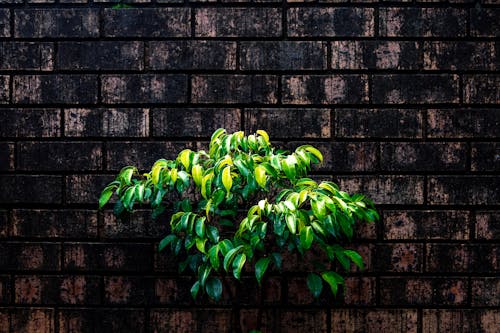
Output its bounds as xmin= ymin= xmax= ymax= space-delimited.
xmin=99 ymin=129 xmax=378 ymax=301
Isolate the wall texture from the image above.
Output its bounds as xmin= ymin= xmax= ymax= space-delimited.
xmin=0 ymin=0 xmax=499 ymax=332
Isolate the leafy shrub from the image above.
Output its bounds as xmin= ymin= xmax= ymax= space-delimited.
xmin=99 ymin=129 xmax=378 ymax=301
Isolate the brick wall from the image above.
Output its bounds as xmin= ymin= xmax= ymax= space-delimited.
xmin=0 ymin=0 xmax=499 ymax=332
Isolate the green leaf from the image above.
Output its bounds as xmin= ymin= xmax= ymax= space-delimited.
xmin=232 ymin=253 xmax=246 ymax=280
xmin=99 ymin=188 xmax=113 ymax=209
xmin=223 ymin=245 xmax=243 ymax=272
xmin=281 ymin=157 xmax=296 ymax=180
xmin=158 ymin=234 xmax=176 ymax=252
xmin=254 ymin=165 xmax=267 ymax=188
xmin=344 ymin=250 xmax=364 ymax=270
xmin=198 ymin=264 xmax=212 ymax=287
xmin=255 ymin=257 xmax=271 ymax=286
xmin=302 ymin=145 xmax=323 ymax=163
xmin=205 ymin=277 xmax=222 ymax=301
xmin=307 ymin=273 xmax=323 ymax=298
xmin=222 ymin=165 xmax=233 ymax=193
xmin=195 ymin=217 xmax=206 ymax=238
xmin=195 ymin=238 xmax=207 ymax=253
xmin=190 ymin=281 xmax=200 ymax=299
xmin=285 ymin=214 xmax=297 ymax=234
xmin=299 ymin=226 xmax=314 ymax=250
xmin=271 ymin=252 xmax=282 ymax=271
xmin=208 ymin=245 xmax=220 ymax=271
xmin=192 ymin=164 xmax=203 ymax=187
xmin=207 ymin=225 xmax=219 ymax=243
xmin=179 ymin=149 xmax=192 ymax=170
xmin=321 ymin=271 xmax=344 ymax=296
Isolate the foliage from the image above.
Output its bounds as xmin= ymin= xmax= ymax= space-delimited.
xmin=99 ymin=129 xmax=379 ymax=301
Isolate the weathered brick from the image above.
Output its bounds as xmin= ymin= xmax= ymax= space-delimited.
xmin=0 ymin=9 xmax=10 ymax=37
xmin=0 ymin=211 xmax=8 ymax=238
xmin=0 ymin=108 xmax=61 ymax=137
xmin=14 ymin=275 xmax=100 ymax=305
xmin=372 ymin=74 xmax=459 ymax=104
xmin=471 ymin=8 xmax=500 ymax=37
xmin=102 ymin=210 xmax=166 ymax=239
xmin=426 ymin=244 xmax=498 ymax=273
xmin=379 ymin=8 xmax=466 ymax=37
xmin=336 ymin=109 xmax=423 ymax=138
xmin=101 ymin=75 xmax=187 ymax=104
xmin=192 ymin=75 xmax=278 ymax=104
xmin=150 ymin=309 xmax=232 ymax=333
xmin=10 ymin=308 xmax=54 ymax=333
xmin=282 ymin=75 xmax=369 ymax=104
xmin=374 ymin=243 xmax=423 ymax=272
xmin=331 ymin=142 xmax=378 ymax=172
xmin=332 ymin=41 xmax=422 ymax=70
xmin=338 ymin=176 xmax=425 ymax=205
xmin=381 ymin=142 xmax=467 ymax=171
xmin=0 ymin=42 xmax=53 ymax=71
xmin=148 ymin=41 xmax=236 ymax=70
xmin=428 ymin=176 xmax=500 ymax=205
xmin=11 ymin=209 xmax=98 ymax=238
xmin=331 ymin=309 xmax=418 ymax=333
xmin=476 ymin=211 xmax=500 ymax=240
xmin=152 ymin=108 xmax=240 ymax=137
xmin=17 ymin=142 xmax=102 ymax=171
xmin=464 ymin=75 xmax=500 ymax=104
xmin=241 ymin=41 xmax=327 ymax=70
xmin=57 ymin=41 xmax=143 ymax=71
xmin=472 ymin=143 xmax=500 ymax=171
xmin=15 ymin=9 xmax=99 ymax=38
xmin=0 ymin=276 xmax=10 ymax=303
xmin=287 ymin=277 xmax=333 ymax=305
xmin=423 ymin=42 xmax=497 ymax=70
xmin=423 ymin=309 xmax=500 ymax=333
xmin=279 ymin=310 xmax=327 ymax=333
xmin=0 ymin=243 xmax=61 ymax=271
xmin=13 ymin=75 xmax=98 ymax=104
xmin=154 ymin=278 xmax=194 ymax=306
xmin=195 ymin=8 xmax=281 ymax=37
xmin=104 ymin=276 xmax=151 ymax=305
xmin=63 ymin=243 xmax=152 ymax=272
xmin=0 ymin=176 xmax=63 ymax=204
xmin=106 ymin=141 xmax=193 ymax=171
xmin=384 ymin=210 xmax=470 ymax=240
xmin=240 ymin=309 xmax=279 ymax=333
xmin=288 ymin=8 xmax=374 ymax=37
xmin=245 ymin=108 xmax=330 ymax=139
xmin=472 ymin=278 xmax=500 ymax=306
xmin=59 ymin=309 xmax=145 ymax=333
xmin=154 ymin=250 xmax=183 ymax=273
xmin=103 ymin=8 xmax=190 ymax=37
xmin=65 ymin=175 xmax=113 ymax=204
xmin=0 ymin=75 xmax=8 ymax=104
xmin=0 ymin=142 xmax=14 ymax=171
xmin=427 ymin=109 xmax=500 ymax=138
xmin=343 ymin=277 xmax=376 ymax=306
xmin=380 ymin=278 xmax=468 ymax=306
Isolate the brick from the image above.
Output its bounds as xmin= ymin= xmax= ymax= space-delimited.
xmin=0 ymin=75 xmax=8 ymax=104
xmin=0 ymin=276 xmax=10 ymax=303
xmin=335 ymin=109 xmax=423 ymax=138
xmin=0 ymin=109 xmax=61 ymax=137
xmin=381 ymin=142 xmax=467 ymax=171
xmin=192 ymin=75 xmax=278 ymax=104
xmin=279 ymin=310 xmax=327 ymax=333
xmin=471 ymin=8 xmax=500 ymax=37
xmin=476 ymin=211 xmax=500 ymax=240
xmin=13 ymin=75 xmax=98 ymax=104
xmin=426 ymin=244 xmax=498 ymax=273
xmin=0 ymin=9 xmax=10 ymax=37
xmin=65 ymin=175 xmax=114 ymax=204
xmin=428 ymin=176 xmax=500 ymax=205
xmin=106 ymin=141 xmax=194 ymax=171
xmin=282 ymin=75 xmax=369 ymax=104
xmin=372 ymin=74 xmax=459 ymax=104
xmin=245 ymin=108 xmax=330 ymax=139
xmin=379 ymin=8 xmax=466 ymax=37
xmin=374 ymin=243 xmax=423 ymax=272
xmin=241 ymin=41 xmax=327 ymax=70
xmin=11 ymin=209 xmax=98 ymax=238
xmin=57 ymin=41 xmax=143 ymax=71
xmin=101 ymin=75 xmax=187 ymax=104
xmin=331 ymin=309 xmax=418 ymax=333
xmin=464 ymin=75 xmax=500 ymax=104
xmin=338 ymin=176 xmax=425 ymax=205
xmin=59 ymin=309 xmax=145 ymax=333
xmin=154 ymin=250 xmax=183 ymax=273
xmin=154 ymin=278 xmax=194 ymax=306
xmin=472 ymin=143 xmax=500 ymax=171
xmin=0 ymin=211 xmax=7 ymax=237
xmin=384 ymin=210 xmax=470 ymax=240
xmin=10 ymin=308 xmax=54 ymax=333
xmin=380 ymin=278 xmax=468 ymax=306
xmin=63 ymin=243 xmax=152 ymax=272
xmin=148 ymin=41 xmax=236 ymax=70
xmin=103 ymin=8 xmax=190 ymax=37
xmin=342 ymin=277 xmax=376 ymax=306
xmin=195 ymin=8 xmax=281 ymax=37
xmin=104 ymin=276 xmax=150 ymax=305
xmin=151 ymin=108 xmax=240 ymax=137
xmin=331 ymin=142 xmax=378 ymax=172
xmin=150 ymin=309 xmax=232 ymax=333
xmin=423 ymin=309 xmax=500 ymax=333
xmin=287 ymin=277 xmax=332 ymax=305
xmin=14 ymin=275 xmax=100 ymax=305
xmin=472 ymin=278 xmax=500 ymax=306
xmin=15 ymin=9 xmax=99 ymax=38
xmin=102 ymin=210 xmax=166 ymax=239
xmin=423 ymin=42 xmax=497 ymax=71
xmin=0 ymin=42 xmax=54 ymax=71
xmin=427 ymin=109 xmax=500 ymax=138
xmin=0 ymin=176 xmax=63 ymax=204
xmin=288 ymin=8 xmax=374 ymax=37
xmin=0 ymin=142 xmax=14 ymax=171
xmin=240 ymin=309 xmax=279 ymax=333
xmin=332 ymin=41 xmax=422 ymax=70
xmin=0 ymin=243 xmax=61 ymax=271
xmin=17 ymin=142 xmax=102 ymax=171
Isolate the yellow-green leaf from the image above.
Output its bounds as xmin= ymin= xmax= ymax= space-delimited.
xmin=178 ymin=149 xmax=192 ymax=170
xmin=192 ymin=165 xmax=203 ymax=187
xmin=254 ymin=166 xmax=266 ymax=188
xmin=256 ymin=130 xmax=269 ymax=144
xmin=222 ymin=165 xmax=232 ymax=193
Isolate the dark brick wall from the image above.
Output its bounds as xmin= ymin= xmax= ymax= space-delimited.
xmin=0 ymin=0 xmax=498 ymax=332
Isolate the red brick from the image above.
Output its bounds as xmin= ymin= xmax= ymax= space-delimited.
xmin=0 ymin=143 xmax=14 ymax=171
xmin=427 ymin=109 xmax=500 ymax=138
xmin=0 ymin=42 xmax=53 ymax=71
xmin=374 ymin=243 xmax=423 ymax=272
xmin=101 ymin=210 xmax=167 ymax=239
xmin=59 ymin=309 xmax=145 ymax=333
xmin=472 ymin=143 xmax=500 ymax=171
xmin=279 ymin=310 xmax=327 ymax=333
xmin=471 ymin=8 xmax=500 ymax=37
xmin=10 ymin=308 xmax=54 ymax=333
xmin=0 ymin=211 xmax=8 ymax=238
xmin=0 ymin=176 xmax=62 ymax=204
xmin=428 ymin=176 xmax=500 ymax=205
xmin=154 ymin=278 xmax=193 ymax=306
xmin=0 ymin=108 xmax=61 ymax=138
xmin=426 ymin=244 xmax=498 ymax=273
xmin=331 ymin=142 xmax=378 ymax=172
xmin=0 ymin=276 xmax=10 ymax=304
xmin=384 ymin=210 xmax=470 ymax=240
xmin=0 ymin=75 xmax=8 ymax=103
xmin=423 ymin=42 xmax=497 ymax=71
xmin=150 ymin=309 xmax=232 ymax=333
xmin=464 ymin=75 xmax=500 ymax=104
xmin=423 ymin=309 xmax=500 ymax=333
xmin=0 ymin=243 xmax=61 ymax=271
xmin=65 ymin=175 xmax=114 ymax=204
xmin=331 ymin=309 xmax=418 ymax=333
xmin=343 ymin=277 xmax=376 ymax=306
xmin=240 ymin=309 xmax=279 ymax=333
xmin=472 ymin=278 xmax=500 ymax=306
xmin=288 ymin=277 xmax=326 ymax=305
xmin=476 ymin=211 xmax=500 ymax=240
